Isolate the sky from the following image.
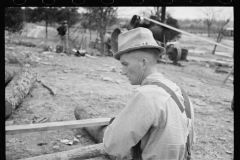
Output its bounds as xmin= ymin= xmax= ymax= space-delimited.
xmin=117 ymin=7 xmax=234 ymax=21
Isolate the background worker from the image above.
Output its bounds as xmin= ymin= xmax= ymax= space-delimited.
xmin=102 ymin=27 xmax=195 ymax=160
xmin=57 ymin=21 xmax=69 ymax=54
xmin=104 ymin=31 xmax=112 ymax=56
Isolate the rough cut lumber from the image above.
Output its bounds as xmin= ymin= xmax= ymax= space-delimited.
xmin=19 ymin=143 xmax=106 ymax=160
xmin=5 ymin=68 xmax=16 ymax=85
xmin=6 ymin=118 xmax=111 ymax=135
xmin=74 ymin=107 xmax=108 ymax=143
xmin=5 ymin=66 xmax=37 ymax=119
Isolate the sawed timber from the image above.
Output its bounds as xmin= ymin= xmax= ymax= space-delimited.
xmin=6 ymin=118 xmax=111 ymax=135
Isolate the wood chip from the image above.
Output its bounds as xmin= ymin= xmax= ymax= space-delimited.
xmin=225 ymin=151 xmax=233 ymax=154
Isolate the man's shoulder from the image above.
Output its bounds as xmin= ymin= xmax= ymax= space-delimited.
xmin=135 ymin=85 xmax=171 ymax=101
xmin=138 ymin=84 xmax=169 ymax=94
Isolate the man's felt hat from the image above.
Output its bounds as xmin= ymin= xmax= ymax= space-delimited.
xmin=113 ymin=27 xmax=165 ymax=60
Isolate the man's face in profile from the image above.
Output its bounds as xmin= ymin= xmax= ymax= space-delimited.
xmin=120 ymin=52 xmax=143 ymax=85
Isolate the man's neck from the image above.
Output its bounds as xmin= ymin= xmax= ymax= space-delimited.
xmin=141 ymin=67 xmax=158 ymax=84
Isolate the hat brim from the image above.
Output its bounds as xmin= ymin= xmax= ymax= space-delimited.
xmin=114 ymin=45 xmax=166 ymax=60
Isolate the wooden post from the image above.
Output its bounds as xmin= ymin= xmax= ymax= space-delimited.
xmin=223 ymin=66 xmax=234 ymax=84
xmin=5 ymin=66 xmax=37 ymax=119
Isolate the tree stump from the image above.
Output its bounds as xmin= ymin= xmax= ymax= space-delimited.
xmin=5 ymin=66 xmax=37 ymax=119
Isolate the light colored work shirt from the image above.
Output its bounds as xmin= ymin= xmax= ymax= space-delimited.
xmin=103 ymin=72 xmax=195 ymax=160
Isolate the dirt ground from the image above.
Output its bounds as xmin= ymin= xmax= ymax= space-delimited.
xmin=5 ymin=24 xmax=234 ymax=160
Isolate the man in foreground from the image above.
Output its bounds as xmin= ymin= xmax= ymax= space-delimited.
xmin=102 ymin=27 xmax=195 ymax=160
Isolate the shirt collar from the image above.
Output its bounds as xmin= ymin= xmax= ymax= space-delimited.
xmin=141 ymin=72 xmax=165 ymax=86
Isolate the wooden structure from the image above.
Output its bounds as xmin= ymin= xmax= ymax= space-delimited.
xmin=6 ymin=118 xmax=111 ymax=160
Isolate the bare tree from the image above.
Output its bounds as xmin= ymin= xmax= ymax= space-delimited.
xmin=82 ymin=7 xmax=118 ymax=55
xmin=212 ymin=18 xmax=230 ymax=54
xmin=200 ymin=7 xmax=220 ymax=37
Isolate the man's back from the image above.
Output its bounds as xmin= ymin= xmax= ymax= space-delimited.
xmin=139 ymin=73 xmax=192 ymax=159
xmin=57 ymin=25 xmax=67 ymax=36
xmin=103 ymin=73 xmax=195 ymax=160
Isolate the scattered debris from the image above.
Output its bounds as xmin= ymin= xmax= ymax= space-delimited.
xmin=115 ymin=80 xmax=122 ymax=84
xmin=62 ymin=70 xmax=69 ymax=73
xmin=85 ymin=54 xmax=96 ymax=59
xmin=205 ymin=63 xmax=210 ymax=68
xmin=37 ymin=142 xmax=48 ymax=146
xmin=36 ymin=79 xmax=57 ymax=95
xmin=215 ymin=67 xmax=231 ymax=74
xmin=102 ymin=77 xmax=114 ymax=82
xmin=42 ymin=51 xmax=52 ymax=55
xmin=110 ymin=67 xmax=117 ymax=72
xmin=225 ymin=151 xmax=233 ymax=154
xmin=73 ymin=137 xmax=80 ymax=144
xmin=76 ymin=135 xmax=82 ymax=139
xmin=218 ymin=137 xmax=226 ymax=141
xmin=96 ymin=68 xmax=108 ymax=72
xmin=60 ymin=139 xmax=73 ymax=145
xmin=33 ymin=116 xmax=50 ymax=123
xmin=52 ymin=145 xmax=60 ymax=149
xmin=72 ymin=48 xmax=87 ymax=57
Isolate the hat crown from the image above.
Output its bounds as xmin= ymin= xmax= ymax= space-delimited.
xmin=113 ymin=27 xmax=165 ymax=60
xmin=118 ymin=27 xmax=156 ymax=50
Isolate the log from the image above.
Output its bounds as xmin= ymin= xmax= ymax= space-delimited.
xmin=5 ymin=66 xmax=37 ymax=119
xmin=74 ymin=107 xmax=132 ymax=160
xmin=20 ymin=143 xmax=106 ymax=160
xmin=74 ymin=107 xmax=107 ymax=143
xmin=5 ymin=68 xmax=16 ymax=85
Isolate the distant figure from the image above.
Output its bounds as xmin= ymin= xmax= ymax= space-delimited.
xmin=57 ymin=21 xmax=69 ymax=54
xmin=104 ymin=31 xmax=111 ymax=56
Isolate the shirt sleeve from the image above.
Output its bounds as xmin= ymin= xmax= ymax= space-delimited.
xmin=103 ymin=91 xmax=156 ymax=158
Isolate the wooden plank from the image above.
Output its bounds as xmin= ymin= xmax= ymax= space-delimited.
xmin=19 ymin=143 xmax=106 ymax=160
xmin=6 ymin=118 xmax=111 ymax=135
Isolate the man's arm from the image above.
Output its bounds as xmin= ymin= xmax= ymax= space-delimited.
xmin=103 ymin=91 xmax=155 ymax=158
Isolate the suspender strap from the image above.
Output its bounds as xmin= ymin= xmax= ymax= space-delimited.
xmin=180 ymin=88 xmax=191 ymax=119
xmin=150 ymin=82 xmax=191 ymax=119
